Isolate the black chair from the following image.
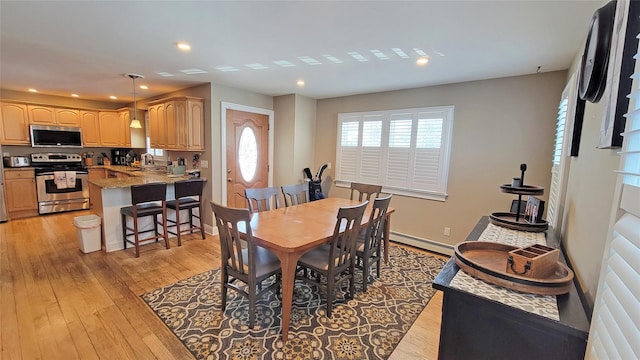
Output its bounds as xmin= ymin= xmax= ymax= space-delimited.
xmin=210 ymin=201 xmax=281 ymax=328
xmin=120 ymin=182 xmax=169 ymax=257
xmin=355 ymin=195 xmax=392 ymax=291
xmin=281 ymin=183 xmax=310 ymax=206
xmin=296 ymin=201 xmax=368 ymax=317
xmin=245 ymin=186 xmax=281 ymax=213
xmin=166 ymin=179 xmax=206 ymax=246
xmin=350 ymin=182 xmax=383 ymax=202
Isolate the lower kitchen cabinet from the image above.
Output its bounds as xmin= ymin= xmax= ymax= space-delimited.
xmin=4 ymin=168 xmax=38 ymax=219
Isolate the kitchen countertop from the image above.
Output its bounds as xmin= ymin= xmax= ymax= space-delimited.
xmin=88 ymin=165 xmax=200 ymax=189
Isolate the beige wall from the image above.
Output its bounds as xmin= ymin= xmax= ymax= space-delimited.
xmin=274 ymin=94 xmax=317 ymax=186
xmin=314 ymin=72 xmax=566 ymax=251
xmin=559 ymin=46 xmax=621 ymax=308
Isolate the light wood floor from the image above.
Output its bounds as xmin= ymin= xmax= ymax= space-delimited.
xmin=0 ymin=210 xmax=445 ymax=359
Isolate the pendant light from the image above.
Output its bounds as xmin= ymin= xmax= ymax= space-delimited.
xmin=127 ymin=73 xmax=143 ymax=128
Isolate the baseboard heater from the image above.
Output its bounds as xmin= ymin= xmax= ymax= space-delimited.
xmin=390 ymin=231 xmax=454 ymax=256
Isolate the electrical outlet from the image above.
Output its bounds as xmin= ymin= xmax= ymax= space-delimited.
xmin=444 ymin=227 xmax=451 ymax=236
xmin=200 ymin=160 xmax=208 ymax=168
xmin=327 ymin=162 xmax=332 ymax=169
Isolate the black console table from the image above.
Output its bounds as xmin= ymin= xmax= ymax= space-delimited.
xmin=433 ymin=217 xmax=590 ymax=360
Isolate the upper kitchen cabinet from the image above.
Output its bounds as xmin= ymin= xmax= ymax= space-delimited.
xmin=27 ymin=105 xmax=56 ymax=125
xmin=28 ymin=105 xmax=81 ymax=127
xmin=0 ymin=102 xmax=30 ymax=145
xmin=148 ymin=102 xmax=166 ymax=148
xmin=99 ymin=110 xmax=130 ymax=147
xmin=81 ymin=110 xmax=100 ymax=146
xmin=148 ymin=96 xmax=204 ymax=151
xmin=54 ymin=108 xmax=81 ymax=127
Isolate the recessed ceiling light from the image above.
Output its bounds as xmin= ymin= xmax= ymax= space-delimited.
xmin=348 ymin=52 xmax=368 ymax=62
xmin=297 ymin=80 xmax=305 ymax=87
xmin=215 ymin=66 xmax=239 ymax=72
xmin=140 ymin=85 xmax=148 ymax=90
xmin=177 ymin=42 xmax=191 ymax=51
xmin=28 ymin=88 xmax=38 ymax=93
xmin=392 ymin=48 xmax=409 ymax=59
xmin=371 ymin=50 xmax=389 ymax=60
xmin=71 ymin=94 xmax=79 ymax=97
xmin=179 ymin=68 xmax=208 ymax=75
xmin=273 ymin=60 xmax=296 ymax=68
xmin=413 ymin=48 xmax=427 ymax=56
xmin=416 ymin=57 xmax=430 ymax=66
xmin=244 ymin=64 xmax=269 ymax=70
xmin=157 ymin=72 xmax=174 ymax=77
xmin=109 ymin=95 xmax=117 ymax=100
xmin=323 ymin=54 xmax=343 ymax=64
xmin=298 ymin=56 xmax=322 ymax=65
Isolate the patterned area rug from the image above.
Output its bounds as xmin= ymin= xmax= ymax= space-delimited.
xmin=141 ymin=246 xmax=446 ymax=360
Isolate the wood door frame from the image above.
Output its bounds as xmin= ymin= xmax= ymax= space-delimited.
xmin=220 ymin=102 xmax=274 ymax=205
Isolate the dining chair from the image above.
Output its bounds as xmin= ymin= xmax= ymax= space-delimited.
xmin=166 ymin=179 xmax=206 ymax=246
xmin=210 ymin=201 xmax=281 ymax=328
xmin=296 ymin=201 xmax=368 ymax=317
xmin=355 ymin=194 xmax=392 ymax=291
xmin=120 ymin=182 xmax=169 ymax=258
xmin=281 ymin=183 xmax=310 ymax=206
xmin=245 ymin=186 xmax=281 ymax=213
xmin=350 ymin=182 xmax=383 ymax=202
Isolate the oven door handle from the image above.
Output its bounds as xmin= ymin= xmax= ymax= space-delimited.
xmin=37 ymin=171 xmax=88 ymax=177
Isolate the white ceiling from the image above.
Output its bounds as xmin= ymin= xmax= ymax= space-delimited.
xmin=0 ymin=1 xmax=602 ymax=104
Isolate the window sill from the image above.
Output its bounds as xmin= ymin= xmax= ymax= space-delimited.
xmin=335 ymin=180 xmax=447 ymax=201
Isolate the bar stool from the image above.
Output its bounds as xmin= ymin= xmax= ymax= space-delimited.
xmin=166 ymin=179 xmax=206 ymax=246
xmin=120 ymin=182 xmax=169 ymax=257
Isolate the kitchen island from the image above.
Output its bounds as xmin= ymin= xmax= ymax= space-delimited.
xmin=88 ymin=166 xmax=201 ymax=252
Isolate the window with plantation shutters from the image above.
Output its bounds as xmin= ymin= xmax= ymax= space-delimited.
xmin=336 ymin=106 xmax=454 ymax=200
xmin=586 ymin=28 xmax=640 ymax=360
xmin=547 ymin=74 xmax=578 ymax=231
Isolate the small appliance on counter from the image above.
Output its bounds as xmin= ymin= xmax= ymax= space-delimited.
xmin=3 ymin=155 xmax=30 ymax=168
xmin=111 ymin=148 xmax=132 ymax=165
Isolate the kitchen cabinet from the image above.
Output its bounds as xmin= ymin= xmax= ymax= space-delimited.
xmin=88 ymin=168 xmax=106 ymax=207
xmin=81 ymin=111 xmax=101 ymax=146
xmin=29 ymin=105 xmax=81 ymax=127
xmin=0 ymin=102 xmax=30 ymax=145
xmin=54 ymin=108 xmax=81 ymax=127
xmin=148 ymin=97 xmax=204 ymax=151
xmin=148 ymin=102 xmax=166 ymax=148
xmin=28 ymin=105 xmax=56 ymax=125
xmin=4 ymin=168 xmax=38 ymax=219
xmin=99 ymin=111 xmax=130 ymax=147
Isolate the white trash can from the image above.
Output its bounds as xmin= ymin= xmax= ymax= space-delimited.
xmin=74 ymin=214 xmax=102 ymax=253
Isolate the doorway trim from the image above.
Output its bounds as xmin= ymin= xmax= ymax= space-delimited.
xmin=220 ymin=102 xmax=274 ymax=205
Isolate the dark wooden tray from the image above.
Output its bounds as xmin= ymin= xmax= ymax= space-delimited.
xmin=454 ymin=241 xmax=574 ymax=295
xmin=500 ymin=184 xmax=544 ymax=195
xmin=490 ymin=212 xmax=549 ymax=232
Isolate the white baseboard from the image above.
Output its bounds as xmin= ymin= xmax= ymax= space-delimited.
xmin=205 ymin=224 xmax=218 ymax=236
xmin=390 ymin=231 xmax=454 ymax=256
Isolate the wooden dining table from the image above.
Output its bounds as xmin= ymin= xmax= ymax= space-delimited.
xmin=239 ymin=197 xmax=394 ymax=342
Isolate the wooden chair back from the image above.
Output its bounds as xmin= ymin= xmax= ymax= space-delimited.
xmin=131 ymin=182 xmax=167 ymax=205
xmin=281 ymin=183 xmax=310 ymax=206
xmin=329 ymin=201 xmax=368 ymax=273
xmin=174 ymin=178 xmax=205 ymax=200
xmin=362 ymin=195 xmax=392 ymax=254
xmin=350 ymin=182 xmax=382 ymax=202
xmin=245 ymin=186 xmax=281 ymax=213
xmin=211 ymin=202 xmax=255 ymax=278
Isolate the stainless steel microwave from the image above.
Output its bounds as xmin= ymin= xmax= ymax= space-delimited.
xmin=30 ymin=125 xmax=83 ymax=148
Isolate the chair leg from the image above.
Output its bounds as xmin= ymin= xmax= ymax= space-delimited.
xmin=121 ymin=214 xmax=127 ymax=249
xmin=162 ymin=207 xmax=170 ymax=250
xmin=175 ymin=207 xmax=182 ymax=246
xmin=133 ymin=215 xmax=140 ymax=258
xmin=199 ymin=204 xmax=206 ymax=239
xmin=326 ymin=277 xmax=334 ymax=317
xmin=188 ymin=208 xmax=194 ymax=234
xmin=363 ymin=256 xmax=370 ymax=292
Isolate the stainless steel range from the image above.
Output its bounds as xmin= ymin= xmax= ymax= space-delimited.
xmin=30 ymin=153 xmax=89 ymax=214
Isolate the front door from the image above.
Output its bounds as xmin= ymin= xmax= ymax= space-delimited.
xmin=226 ymin=109 xmax=270 ymax=208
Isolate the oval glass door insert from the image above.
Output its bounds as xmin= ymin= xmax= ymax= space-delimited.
xmin=238 ymin=127 xmax=258 ymax=182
